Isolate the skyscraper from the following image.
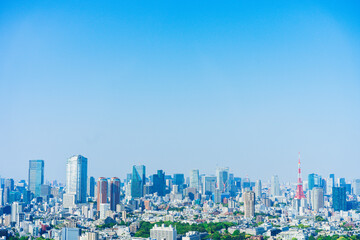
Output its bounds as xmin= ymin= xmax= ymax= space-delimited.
xmin=66 ymin=155 xmax=88 ymax=203
xmin=202 ymin=176 xmax=217 ymax=195
xmin=311 ymin=187 xmax=324 ymax=212
xmin=97 ymin=177 xmax=108 ymax=211
xmin=173 ymin=174 xmax=185 ymax=191
xmin=338 ymin=178 xmax=346 ymax=187
xmin=190 ymin=169 xmax=200 ymax=191
xmin=216 ymin=167 xmax=229 ymax=193
xmin=110 ymin=177 xmax=120 ymax=211
xmin=332 ymin=186 xmax=346 ymax=211
xmin=243 ymin=191 xmax=255 ymax=218
xmin=271 ymin=175 xmax=280 ymax=196
xmin=88 ymin=176 xmax=95 ymax=198
xmin=352 ymin=179 xmax=360 ymax=195
xmin=131 ymin=165 xmax=146 ymax=198
xmin=327 ymin=174 xmax=335 ymax=195
xmin=152 ymin=170 xmax=166 ymax=196
xmin=255 ymin=180 xmax=262 ymax=199
xmin=28 ymin=160 xmax=44 ymax=197
xmin=5 ymin=179 xmax=14 ymax=191
xmin=308 ymin=173 xmax=323 ymax=191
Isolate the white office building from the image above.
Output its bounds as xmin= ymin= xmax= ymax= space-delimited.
xmin=66 ymin=155 xmax=88 ymax=203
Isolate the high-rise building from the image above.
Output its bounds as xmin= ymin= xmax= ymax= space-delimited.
xmin=327 ymin=174 xmax=335 ymax=195
xmin=97 ymin=178 xmax=108 ymax=211
xmin=190 ymin=169 xmax=200 ymax=191
xmin=214 ymin=188 xmax=221 ymax=203
xmin=173 ymin=174 xmax=185 ymax=187
xmin=0 ymin=188 xmax=3 ymax=206
xmin=311 ymin=187 xmax=324 ymax=212
xmin=216 ymin=167 xmax=229 ymax=193
xmin=308 ymin=173 xmax=322 ymax=190
xmin=11 ymin=202 xmax=23 ymax=223
xmin=271 ymin=175 xmax=280 ymax=196
xmin=202 ymin=176 xmax=216 ymax=195
xmin=66 ymin=155 xmax=88 ymax=203
xmin=88 ymin=176 xmax=95 ymax=198
xmin=255 ymin=180 xmax=262 ymax=199
xmin=234 ymin=177 xmax=242 ymax=193
xmin=332 ymin=186 xmax=346 ymax=211
xmin=352 ymin=179 xmax=360 ymax=195
xmin=131 ymin=165 xmax=146 ymax=198
xmin=110 ymin=177 xmax=121 ymax=211
xmin=243 ymin=191 xmax=255 ymax=218
xmin=28 ymin=160 xmax=44 ymax=197
xmin=242 ymin=178 xmax=250 ymax=190
xmin=338 ymin=178 xmax=346 ymax=187
xmin=329 ymin=174 xmax=335 ymax=185
xmin=5 ymin=179 xmax=14 ymax=191
xmin=150 ymin=224 xmax=177 ymax=240
xmin=3 ymin=187 xmax=9 ymax=205
xmin=152 ymin=170 xmax=166 ymax=196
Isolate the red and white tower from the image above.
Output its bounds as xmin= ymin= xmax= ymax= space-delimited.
xmin=295 ymin=152 xmax=306 ymax=199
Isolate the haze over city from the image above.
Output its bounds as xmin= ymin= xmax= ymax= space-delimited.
xmin=1 ymin=1 xmax=360 ymax=182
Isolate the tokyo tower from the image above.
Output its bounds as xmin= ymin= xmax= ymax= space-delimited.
xmin=295 ymin=152 xmax=306 ymax=199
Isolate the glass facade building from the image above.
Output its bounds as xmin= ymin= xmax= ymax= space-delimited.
xmin=28 ymin=160 xmax=44 ymax=197
xmin=216 ymin=167 xmax=229 ymax=193
xmin=332 ymin=186 xmax=347 ymax=211
xmin=190 ymin=169 xmax=200 ymax=190
xmin=152 ymin=170 xmax=166 ymax=196
xmin=131 ymin=165 xmax=146 ymax=198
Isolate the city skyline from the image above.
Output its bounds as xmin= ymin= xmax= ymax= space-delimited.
xmin=2 ymin=2 xmax=360 ymax=240
xmin=0 ymin=155 xmax=356 ymax=187
xmin=1 ymin=1 xmax=360 ymax=181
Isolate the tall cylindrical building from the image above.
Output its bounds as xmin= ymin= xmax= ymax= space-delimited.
xmin=110 ymin=177 xmax=121 ymax=211
xmin=97 ymin=177 xmax=108 ymax=211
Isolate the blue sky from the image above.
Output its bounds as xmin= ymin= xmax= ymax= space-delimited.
xmin=1 ymin=1 xmax=359 ymax=182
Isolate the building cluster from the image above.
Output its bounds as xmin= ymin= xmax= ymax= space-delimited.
xmin=1 ymin=155 xmax=360 ymax=240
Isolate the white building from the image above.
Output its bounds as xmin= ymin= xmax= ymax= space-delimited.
xmin=150 ymin=224 xmax=177 ymax=240
xmin=99 ymin=203 xmax=110 ymax=219
xmin=182 ymin=231 xmax=200 ymax=240
xmin=66 ymin=155 xmax=88 ymax=204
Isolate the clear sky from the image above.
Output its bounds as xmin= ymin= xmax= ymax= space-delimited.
xmin=1 ymin=1 xmax=359 ymax=183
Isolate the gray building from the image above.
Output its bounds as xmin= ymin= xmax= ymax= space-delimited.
xmin=311 ymin=187 xmax=324 ymax=212
xmin=271 ymin=175 xmax=281 ymax=196
xmin=244 ymin=191 xmax=255 ymax=218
